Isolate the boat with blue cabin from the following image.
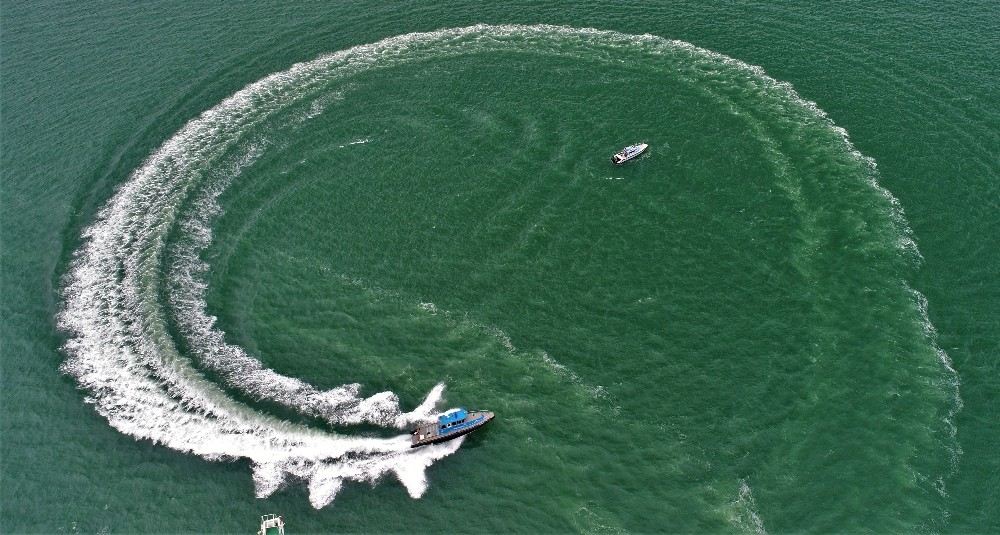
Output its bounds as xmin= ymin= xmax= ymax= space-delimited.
xmin=611 ymin=143 xmax=648 ymax=165
xmin=411 ymin=408 xmax=494 ymax=448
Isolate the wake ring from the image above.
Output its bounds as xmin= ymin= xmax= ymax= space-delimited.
xmin=58 ymin=24 xmax=957 ymax=511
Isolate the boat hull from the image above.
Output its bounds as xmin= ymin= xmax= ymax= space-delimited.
xmin=611 ymin=143 xmax=649 ymax=165
xmin=411 ymin=410 xmax=494 ymax=448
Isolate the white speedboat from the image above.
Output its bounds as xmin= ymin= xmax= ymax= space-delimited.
xmin=611 ymin=143 xmax=648 ymax=165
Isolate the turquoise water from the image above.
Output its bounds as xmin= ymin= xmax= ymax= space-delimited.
xmin=3 ymin=3 xmax=997 ymax=533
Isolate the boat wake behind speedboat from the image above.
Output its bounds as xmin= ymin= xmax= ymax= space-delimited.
xmin=611 ymin=143 xmax=648 ymax=165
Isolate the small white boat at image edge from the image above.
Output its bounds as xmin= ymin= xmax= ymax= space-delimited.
xmin=611 ymin=143 xmax=649 ymax=165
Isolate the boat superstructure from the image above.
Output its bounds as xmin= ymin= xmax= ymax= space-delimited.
xmin=411 ymin=408 xmax=494 ymax=448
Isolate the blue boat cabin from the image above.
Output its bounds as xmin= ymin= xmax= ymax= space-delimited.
xmin=438 ymin=408 xmax=468 ymax=430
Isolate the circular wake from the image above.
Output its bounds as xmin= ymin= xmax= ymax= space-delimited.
xmin=58 ymin=24 xmax=959 ymax=515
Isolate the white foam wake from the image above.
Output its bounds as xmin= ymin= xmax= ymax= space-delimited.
xmin=58 ymin=23 xmax=959 ymax=508
xmin=57 ymin=28 xmax=485 ymax=507
xmin=731 ymin=479 xmax=767 ymax=535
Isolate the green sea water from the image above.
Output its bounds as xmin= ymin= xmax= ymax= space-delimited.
xmin=2 ymin=2 xmax=997 ymax=533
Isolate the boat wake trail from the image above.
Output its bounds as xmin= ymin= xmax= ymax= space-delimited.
xmin=57 ymin=30 xmax=475 ymax=507
xmin=58 ymin=24 xmax=959 ymax=513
